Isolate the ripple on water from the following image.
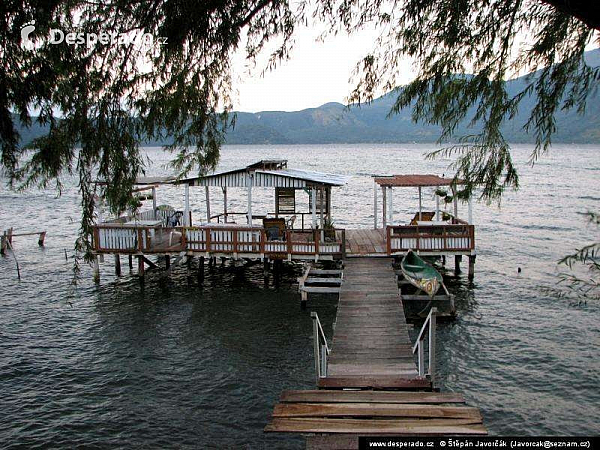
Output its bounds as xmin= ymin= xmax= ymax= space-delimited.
xmin=1 ymin=144 xmax=600 ymax=447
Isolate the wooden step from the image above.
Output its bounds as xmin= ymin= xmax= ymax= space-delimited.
xmin=272 ymin=403 xmax=482 ymax=419
xmin=265 ymin=417 xmax=487 ymax=435
xmin=279 ymin=390 xmax=466 ymax=404
xmin=317 ymin=376 xmax=432 ymax=390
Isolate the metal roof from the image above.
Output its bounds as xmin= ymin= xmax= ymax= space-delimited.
xmin=96 ymin=176 xmax=176 ymax=186
xmin=374 ymin=174 xmax=464 ymax=187
xmin=179 ymin=162 xmax=350 ymax=188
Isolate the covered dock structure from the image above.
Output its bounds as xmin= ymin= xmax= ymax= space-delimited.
xmin=91 ymin=161 xmax=350 ymax=279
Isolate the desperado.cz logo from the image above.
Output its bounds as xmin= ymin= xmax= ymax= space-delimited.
xmin=20 ymin=23 xmax=166 ymax=49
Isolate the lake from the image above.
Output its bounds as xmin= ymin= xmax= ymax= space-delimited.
xmin=0 ymin=143 xmax=599 ymax=448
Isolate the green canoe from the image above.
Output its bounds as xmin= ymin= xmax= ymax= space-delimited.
xmin=400 ymin=250 xmax=444 ymax=298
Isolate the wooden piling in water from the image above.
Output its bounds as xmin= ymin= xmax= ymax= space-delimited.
xmin=468 ymin=255 xmax=476 ymax=280
xmin=198 ymin=256 xmax=204 ymax=283
xmin=114 ymin=254 xmax=121 ymax=276
xmin=454 ymin=255 xmax=462 ymax=274
xmin=138 ymin=256 xmax=145 ymax=278
xmin=93 ymin=255 xmax=100 ymax=283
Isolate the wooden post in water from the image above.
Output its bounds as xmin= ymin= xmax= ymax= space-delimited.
xmin=198 ymin=256 xmax=204 ymax=283
xmin=138 ymin=256 xmax=145 ymax=278
xmin=38 ymin=232 xmax=46 ymax=246
xmin=165 ymin=255 xmax=171 ymax=269
xmin=114 ymin=254 xmax=121 ymax=276
xmin=454 ymin=255 xmax=462 ymax=274
xmin=128 ymin=255 xmax=133 ymax=270
xmin=1 ymin=231 xmax=6 ymax=255
xmin=93 ymin=255 xmax=100 ymax=283
xmin=468 ymin=255 xmax=476 ymax=280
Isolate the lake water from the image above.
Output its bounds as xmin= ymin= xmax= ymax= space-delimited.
xmin=1 ymin=144 xmax=599 ymax=448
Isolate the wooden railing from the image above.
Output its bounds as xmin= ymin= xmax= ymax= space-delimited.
xmin=387 ymin=224 xmax=475 ymax=254
xmin=311 ymin=312 xmax=330 ymax=381
xmin=93 ymin=224 xmax=346 ymax=257
xmin=412 ymin=307 xmax=437 ymax=382
xmin=93 ymin=225 xmax=186 ymax=253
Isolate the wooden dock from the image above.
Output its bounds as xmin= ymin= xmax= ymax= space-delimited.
xmin=345 ymin=229 xmax=386 ymax=256
xmin=265 ymin=258 xmax=487 ymax=446
xmin=321 ymin=258 xmax=423 ymax=388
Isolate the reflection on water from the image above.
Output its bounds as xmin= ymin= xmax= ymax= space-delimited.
xmin=1 ymin=144 xmax=599 ymax=447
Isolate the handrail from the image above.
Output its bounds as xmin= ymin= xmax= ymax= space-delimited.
xmin=412 ymin=307 xmax=437 ymax=382
xmin=310 ymin=312 xmax=330 ymax=381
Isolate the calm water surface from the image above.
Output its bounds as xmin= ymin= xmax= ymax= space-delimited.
xmin=1 ymin=144 xmax=599 ymax=448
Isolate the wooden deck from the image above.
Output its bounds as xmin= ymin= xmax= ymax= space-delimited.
xmin=323 ymin=258 xmax=420 ymax=386
xmin=266 ymin=390 xmax=487 ymax=439
xmin=345 ymin=229 xmax=386 ymax=256
xmin=265 ymin=258 xmax=487 ymax=445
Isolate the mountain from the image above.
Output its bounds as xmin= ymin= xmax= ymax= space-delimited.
xmin=12 ymin=49 xmax=600 ymax=146
xmin=224 ymin=48 xmax=600 ymax=144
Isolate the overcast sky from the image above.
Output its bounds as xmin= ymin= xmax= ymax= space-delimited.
xmin=231 ymin=26 xmax=415 ymax=113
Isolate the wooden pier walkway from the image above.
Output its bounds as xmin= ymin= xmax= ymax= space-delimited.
xmin=320 ymin=258 xmax=425 ymax=389
xmin=265 ymin=258 xmax=487 ymax=445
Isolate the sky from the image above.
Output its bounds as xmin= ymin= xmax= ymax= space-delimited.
xmin=231 ymin=26 xmax=415 ymax=113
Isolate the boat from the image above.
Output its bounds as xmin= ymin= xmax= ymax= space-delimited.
xmin=400 ymin=250 xmax=444 ymax=298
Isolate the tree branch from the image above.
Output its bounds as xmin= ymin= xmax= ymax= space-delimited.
xmin=540 ymin=0 xmax=600 ymax=31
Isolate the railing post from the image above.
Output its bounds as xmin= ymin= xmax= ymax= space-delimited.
xmin=428 ymin=307 xmax=437 ymax=383
xmin=418 ymin=340 xmax=425 ymax=376
xmin=311 ymin=312 xmax=321 ymax=381
xmin=341 ymin=229 xmax=346 ymax=257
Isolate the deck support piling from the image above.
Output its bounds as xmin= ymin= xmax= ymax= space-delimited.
xmin=198 ymin=256 xmax=205 ymax=283
xmin=128 ymin=255 xmax=133 ymax=270
xmin=1 ymin=232 xmax=6 ymax=255
xmin=468 ymin=255 xmax=476 ymax=280
xmin=114 ymin=254 xmax=121 ymax=276
xmin=165 ymin=255 xmax=170 ymax=269
xmin=454 ymin=255 xmax=462 ymax=275
xmin=138 ymin=256 xmax=145 ymax=278
xmin=93 ymin=255 xmax=100 ymax=283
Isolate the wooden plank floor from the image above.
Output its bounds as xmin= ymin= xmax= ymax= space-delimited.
xmin=265 ymin=390 xmax=487 ymax=441
xmin=345 ymin=229 xmax=386 ymax=256
xmin=324 ymin=258 xmax=419 ymax=387
xmin=264 ymin=257 xmax=488 ymax=446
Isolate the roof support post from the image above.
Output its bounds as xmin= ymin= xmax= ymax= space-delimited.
xmin=453 ymin=188 xmax=458 ymax=220
xmin=152 ymin=187 xmax=157 ymax=219
xmin=418 ymin=186 xmax=422 ymax=221
xmin=311 ymin=187 xmax=317 ymax=229
xmin=382 ymin=186 xmax=387 ymax=229
xmin=435 ymin=193 xmax=440 ymax=222
xmin=319 ymin=186 xmax=325 ymax=242
xmin=468 ymin=195 xmax=473 ymax=225
xmin=247 ymin=175 xmax=253 ymax=225
xmin=388 ymin=187 xmax=393 ymax=224
xmin=373 ymin=179 xmax=378 ymax=229
xmin=222 ymin=187 xmax=228 ymax=222
xmin=184 ymin=183 xmax=190 ymax=226
xmin=205 ymin=186 xmax=211 ymax=223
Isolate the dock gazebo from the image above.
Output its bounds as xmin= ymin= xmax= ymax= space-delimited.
xmin=373 ymin=174 xmax=476 ymax=277
xmin=91 ymin=160 xmax=349 ymax=278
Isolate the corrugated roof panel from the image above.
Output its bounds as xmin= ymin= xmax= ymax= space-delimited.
xmin=258 ymin=169 xmax=349 ymax=186
xmin=374 ymin=174 xmax=464 ymax=187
